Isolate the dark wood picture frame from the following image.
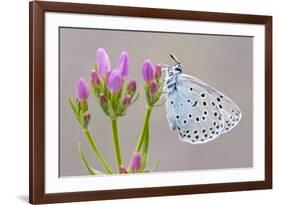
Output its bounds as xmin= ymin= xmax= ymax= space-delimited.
xmin=29 ymin=1 xmax=272 ymax=204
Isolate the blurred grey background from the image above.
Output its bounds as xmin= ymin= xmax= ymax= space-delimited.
xmin=59 ymin=27 xmax=253 ymax=177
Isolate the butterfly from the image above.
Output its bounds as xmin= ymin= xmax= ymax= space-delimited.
xmin=163 ymin=54 xmax=242 ymax=144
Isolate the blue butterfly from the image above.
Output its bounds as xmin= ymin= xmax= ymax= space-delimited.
xmin=163 ymin=54 xmax=242 ymax=144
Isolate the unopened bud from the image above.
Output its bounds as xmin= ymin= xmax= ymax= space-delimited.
xmin=155 ymin=64 xmax=162 ymax=80
xmin=99 ymin=93 xmax=107 ymax=106
xmin=91 ymin=69 xmax=100 ymax=86
xmin=84 ymin=111 xmax=91 ymax=122
xmin=119 ymin=165 xmax=128 ymax=174
xmin=127 ymin=79 xmax=136 ymax=94
xmin=130 ymin=152 xmax=142 ymax=172
xmin=150 ymin=81 xmax=157 ymax=95
xmin=122 ymin=95 xmax=131 ymax=107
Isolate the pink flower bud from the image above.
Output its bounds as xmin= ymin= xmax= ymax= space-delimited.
xmin=127 ymin=79 xmax=136 ymax=94
xmin=130 ymin=152 xmax=142 ymax=172
xmin=76 ymin=78 xmax=90 ymax=101
xmin=91 ymin=69 xmax=100 ymax=86
xmin=108 ymin=70 xmax=122 ymax=93
xmin=83 ymin=111 xmax=91 ymax=122
xmin=105 ymin=70 xmax=111 ymax=85
xmin=150 ymin=81 xmax=157 ymax=95
xmin=155 ymin=64 xmax=162 ymax=79
xmin=96 ymin=48 xmax=111 ymax=76
xmin=122 ymin=95 xmax=131 ymax=107
xmin=141 ymin=59 xmax=155 ymax=81
xmin=116 ymin=51 xmax=129 ymax=78
xmin=99 ymin=93 xmax=107 ymax=106
xmin=119 ymin=165 xmax=128 ymax=174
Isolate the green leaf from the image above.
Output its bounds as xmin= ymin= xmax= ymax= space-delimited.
xmin=84 ymin=130 xmax=114 ymax=174
xmin=151 ymin=160 xmax=160 ymax=172
xmin=68 ymin=95 xmax=81 ymax=123
xmin=68 ymin=95 xmax=77 ymax=116
xmin=78 ymin=143 xmax=105 ymax=175
xmin=130 ymin=92 xmax=140 ymax=105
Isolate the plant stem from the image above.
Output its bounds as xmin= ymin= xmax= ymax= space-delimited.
xmin=84 ymin=129 xmax=113 ymax=174
xmin=136 ymin=106 xmax=152 ymax=152
xmin=141 ymin=124 xmax=150 ymax=171
xmin=111 ymin=119 xmax=122 ymax=172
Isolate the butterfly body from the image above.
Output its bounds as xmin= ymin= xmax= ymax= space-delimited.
xmin=164 ymin=55 xmax=242 ymax=144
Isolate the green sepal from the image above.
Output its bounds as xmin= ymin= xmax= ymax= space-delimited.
xmin=80 ymin=110 xmax=86 ymax=129
xmin=107 ymin=101 xmax=117 ymax=120
xmin=94 ymin=63 xmax=98 ymax=71
xmin=90 ymin=87 xmax=110 ymax=116
xmin=153 ymin=98 xmax=166 ymax=108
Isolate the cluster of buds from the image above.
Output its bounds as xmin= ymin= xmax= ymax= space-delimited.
xmin=141 ymin=60 xmax=163 ymax=106
xmin=91 ymin=48 xmax=138 ymax=119
xmin=68 ymin=78 xmax=91 ymax=129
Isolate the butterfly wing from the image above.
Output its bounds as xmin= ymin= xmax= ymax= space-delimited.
xmin=180 ymin=74 xmax=242 ymax=134
xmin=165 ymin=73 xmax=242 ymax=144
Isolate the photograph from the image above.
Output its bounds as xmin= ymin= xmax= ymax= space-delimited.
xmin=29 ymin=1 xmax=272 ymax=203
xmin=60 ymin=27 xmax=252 ymax=177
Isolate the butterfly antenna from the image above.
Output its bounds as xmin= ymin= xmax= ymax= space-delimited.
xmin=170 ymin=53 xmax=181 ymax=65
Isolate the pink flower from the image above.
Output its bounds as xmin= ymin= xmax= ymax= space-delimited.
xmin=96 ymin=48 xmax=111 ymax=76
xmin=116 ymin=51 xmax=129 ymax=78
xmin=76 ymin=78 xmax=90 ymax=101
xmin=141 ymin=59 xmax=155 ymax=81
xmin=107 ymin=70 xmax=122 ymax=93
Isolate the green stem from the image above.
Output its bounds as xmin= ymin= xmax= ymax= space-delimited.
xmin=136 ymin=106 xmax=152 ymax=152
xmin=111 ymin=119 xmax=122 ymax=172
xmin=84 ymin=129 xmax=113 ymax=174
xmin=140 ymin=124 xmax=150 ymax=172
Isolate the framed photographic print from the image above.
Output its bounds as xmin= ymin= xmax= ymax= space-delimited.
xmin=29 ymin=1 xmax=272 ymax=204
